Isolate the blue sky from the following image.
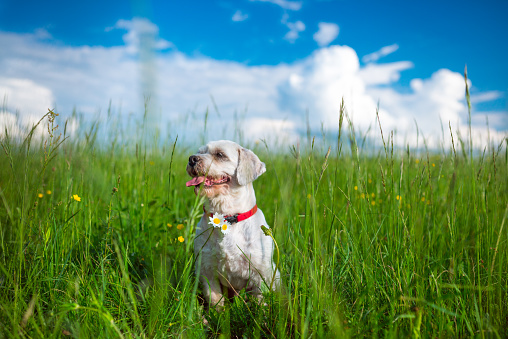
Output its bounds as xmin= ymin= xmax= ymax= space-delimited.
xmin=0 ymin=0 xmax=507 ymax=146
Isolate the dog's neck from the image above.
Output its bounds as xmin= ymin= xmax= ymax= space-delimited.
xmin=205 ymin=183 xmax=257 ymax=216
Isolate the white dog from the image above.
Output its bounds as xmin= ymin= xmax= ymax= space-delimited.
xmin=186 ymin=140 xmax=279 ymax=309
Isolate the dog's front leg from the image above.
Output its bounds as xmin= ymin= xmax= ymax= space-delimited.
xmin=201 ymin=275 xmax=225 ymax=311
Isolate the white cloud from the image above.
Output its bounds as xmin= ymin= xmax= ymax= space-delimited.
xmin=252 ymin=0 xmax=302 ymax=11
xmin=368 ymin=69 xmax=466 ymax=133
xmin=113 ymin=17 xmax=173 ymax=54
xmin=472 ymin=111 xmax=508 ymax=131
xmin=279 ymin=46 xmax=388 ymax=129
xmin=279 ymin=47 xmax=506 ymax=148
xmin=232 ymin=10 xmax=249 ymax=22
xmin=243 ymin=118 xmax=298 ymax=145
xmin=0 ymin=110 xmax=78 ymax=141
xmin=313 ymin=22 xmax=339 ymax=47
xmin=0 ymin=20 xmax=505 ymax=149
xmin=362 ymin=44 xmax=399 ymax=63
xmin=362 ymin=69 xmax=507 ymax=148
xmin=470 ymin=90 xmax=503 ymax=104
xmin=0 ymin=30 xmax=139 ymax=116
xmin=0 ymin=111 xmax=40 ymax=140
xmin=359 ymin=61 xmax=413 ymax=86
xmin=0 ymin=77 xmax=78 ymax=141
xmin=284 ymin=20 xmax=305 ymax=43
xmin=0 ymin=77 xmax=54 ymax=115
xmin=34 ymin=28 xmax=52 ymax=40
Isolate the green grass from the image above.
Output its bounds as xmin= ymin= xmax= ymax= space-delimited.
xmin=0 ymin=106 xmax=507 ymax=338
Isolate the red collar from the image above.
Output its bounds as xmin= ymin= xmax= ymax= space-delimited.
xmin=204 ymin=204 xmax=258 ymax=224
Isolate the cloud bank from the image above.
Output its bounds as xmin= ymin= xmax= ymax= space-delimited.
xmin=0 ymin=19 xmax=505 ymax=148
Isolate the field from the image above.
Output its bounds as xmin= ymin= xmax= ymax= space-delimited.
xmin=0 ymin=104 xmax=507 ymax=338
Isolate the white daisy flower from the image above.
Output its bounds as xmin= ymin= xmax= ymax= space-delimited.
xmin=220 ymin=220 xmax=232 ymax=235
xmin=208 ymin=213 xmax=224 ymax=228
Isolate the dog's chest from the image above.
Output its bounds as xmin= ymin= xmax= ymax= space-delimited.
xmin=216 ymin=230 xmax=256 ymax=288
xmin=201 ymin=222 xmax=253 ymax=275
xmin=216 ymin=228 xmax=248 ymax=265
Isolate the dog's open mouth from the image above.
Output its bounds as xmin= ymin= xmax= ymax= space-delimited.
xmin=186 ymin=175 xmax=230 ymax=188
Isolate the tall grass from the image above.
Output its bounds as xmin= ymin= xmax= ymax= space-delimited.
xmin=0 ymin=96 xmax=507 ymax=337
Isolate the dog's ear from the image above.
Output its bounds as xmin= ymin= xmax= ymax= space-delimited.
xmin=236 ymin=148 xmax=266 ymax=186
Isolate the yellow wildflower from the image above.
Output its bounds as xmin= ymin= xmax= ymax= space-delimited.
xmin=73 ymin=194 xmax=81 ymax=202
xmin=38 ymin=193 xmax=43 ymax=198
xmin=178 ymin=236 xmax=184 ymax=243
xmin=177 ymin=224 xmax=184 ymax=230
xmin=354 ymin=186 xmax=358 ymax=191
xmin=46 ymin=190 xmax=52 ymax=195
xmin=167 ymin=223 xmax=172 ymax=228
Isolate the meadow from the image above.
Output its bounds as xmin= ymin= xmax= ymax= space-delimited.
xmin=0 ymin=99 xmax=507 ymax=338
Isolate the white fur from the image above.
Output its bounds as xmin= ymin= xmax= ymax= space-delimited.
xmin=187 ymin=140 xmax=279 ymax=309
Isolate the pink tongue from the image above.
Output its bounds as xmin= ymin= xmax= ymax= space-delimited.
xmin=186 ymin=176 xmax=205 ymax=187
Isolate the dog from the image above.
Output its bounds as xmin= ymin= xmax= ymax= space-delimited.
xmin=186 ymin=140 xmax=279 ymax=309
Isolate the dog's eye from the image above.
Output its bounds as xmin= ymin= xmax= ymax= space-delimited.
xmin=214 ymin=151 xmax=229 ymax=161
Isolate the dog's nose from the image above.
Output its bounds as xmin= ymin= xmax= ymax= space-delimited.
xmin=189 ymin=155 xmax=201 ymax=166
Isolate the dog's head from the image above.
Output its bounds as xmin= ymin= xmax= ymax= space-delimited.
xmin=186 ymin=140 xmax=266 ymax=198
